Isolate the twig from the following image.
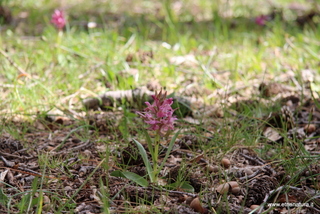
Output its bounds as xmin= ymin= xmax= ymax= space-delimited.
xmin=0 ymin=150 xmax=33 ymax=160
xmin=257 ymin=185 xmax=320 ymax=213
xmin=240 ymin=153 xmax=277 ymax=176
xmin=0 ymin=155 xmax=15 ymax=167
xmin=0 ymin=84 xmax=19 ymax=88
xmin=49 ymin=126 xmax=92 ymax=153
xmin=169 ymin=148 xmax=209 ymax=164
xmin=51 ymin=140 xmax=92 ymax=155
xmin=0 ymin=49 xmax=30 ymax=77
xmin=238 ymin=169 xmax=262 ymax=182
xmin=57 ymin=158 xmax=106 ymax=212
xmin=257 ymin=185 xmax=287 ymax=213
xmin=145 ymin=186 xmax=197 ymax=198
xmin=0 ymin=155 xmax=66 ymax=180
xmin=309 ymin=151 xmax=320 ymax=155
xmin=0 ymin=166 xmax=67 ymax=180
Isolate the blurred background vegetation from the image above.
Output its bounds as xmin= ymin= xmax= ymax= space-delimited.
xmin=0 ymin=0 xmax=319 ymax=114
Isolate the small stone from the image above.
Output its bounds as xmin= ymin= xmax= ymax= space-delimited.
xmin=228 ymin=181 xmax=240 ymax=195
xmin=259 ymin=82 xmax=286 ymax=97
xmin=64 ymin=186 xmax=72 ymax=191
xmin=207 ymin=165 xmax=219 ymax=173
xmin=190 ymin=197 xmax=205 ymax=213
xmin=244 ymin=168 xmax=254 ymax=175
xmin=216 ymin=183 xmax=230 ymax=194
xmin=231 ymin=186 xmax=240 ymax=195
xmin=228 ymin=181 xmax=238 ymax=188
xmin=250 ymin=205 xmax=260 ymax=210
xmin=186 ymin=196 xmax=194 ymax=205
xmin=221 ymin=158 xmax=231 ymax=169
xmin=304 ymin=124 xmax=316 ymax=134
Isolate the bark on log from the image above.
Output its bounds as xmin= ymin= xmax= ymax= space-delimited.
xmin=83 ymin=87 xmax=153 ymax=110
xmin=82 ymin=87 xmax=193 ymax=118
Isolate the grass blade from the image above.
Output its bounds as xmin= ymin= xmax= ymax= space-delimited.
xmin=111 ymin=170 xmax=149 ymax=187
xmin=57 ymin=158 xmax=106 ymax=212
xmin=133 ymin=138 xmax=154 ymax=182
xmin=159 ymin=130 xmax=180 ymax=171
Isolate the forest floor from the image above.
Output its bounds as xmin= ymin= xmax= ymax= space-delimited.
xmin=1 ymin=0 xmax=320 ymax=213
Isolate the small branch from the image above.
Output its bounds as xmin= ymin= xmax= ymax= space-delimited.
xmin=0 ymin=150 xmax=33 ymax=160
xmin=82 ymin=86 xmax=153 ymax=110
xmin=0 ymin=155 xmax=15 ymax=167
xmin=138 ymin=185 xmax=197 ymax=198
xmin=240 ymin=153 xmax=277 ymax=176
xmin=0 ymin=49 xmax=30 ymax=77
xmin=257 ymin=185 xmax=320 ymax=213
xmin=238 ymin=169 xmax=262 ymax=182
xmin=50 ymin=140 xmax=92 ymax=155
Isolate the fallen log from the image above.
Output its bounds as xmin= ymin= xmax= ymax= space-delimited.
xmin=83 ymin=86 xmax=153 ymax=110
xmin=82 ymin=87 xmax=192 ymax=117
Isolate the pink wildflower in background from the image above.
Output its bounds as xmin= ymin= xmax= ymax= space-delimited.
xmin=137 ymin=90 xmax=177 ymax=135
xmin=51 ymin=9 xmax=66 ymax=30
xmin=255 ymin=15 xmax=269 ymax=26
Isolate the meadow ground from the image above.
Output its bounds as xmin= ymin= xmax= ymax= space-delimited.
xmin=1 ymin=0 xmax=320 ymax=213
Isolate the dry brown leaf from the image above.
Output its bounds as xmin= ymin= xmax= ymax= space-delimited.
xmin=263 ymin=127 xmax=282 ymax=142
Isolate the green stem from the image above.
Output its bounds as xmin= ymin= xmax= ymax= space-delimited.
xmin=152 ymin=134 xmax=160 ymax=182
xmin=53 ymin=30 xmax=63 ymax=64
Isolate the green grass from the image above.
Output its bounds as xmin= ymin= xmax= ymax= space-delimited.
xmin=1 ymin=1 xmax=318 ymax=114
xmin=1 ymin=0 xmax=320 ymax=213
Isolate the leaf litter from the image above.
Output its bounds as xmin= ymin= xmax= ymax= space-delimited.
xmin=1 ymin=77 xmax=320 ymax=213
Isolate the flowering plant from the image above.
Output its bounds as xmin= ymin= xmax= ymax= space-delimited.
xmin=50 ymin=9 xmax=67 ymax=62
xmin=255 ymin=15 xmax=269 ymax=26
xmin=137 ymin=90 xmax=177 ymax=136
xmin=51 ymin=9 xmax=66 ymax=31
xmin=133 ymin=89 xmax=179 ymax=183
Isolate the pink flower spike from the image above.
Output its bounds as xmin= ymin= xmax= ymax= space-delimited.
xmin=51 ymin=9 xmax=66 ymax=30
xmin=136 ymin=89 xmax=177 ymax=136
xmin=255 ymin=15 xmax=269 ymax=26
